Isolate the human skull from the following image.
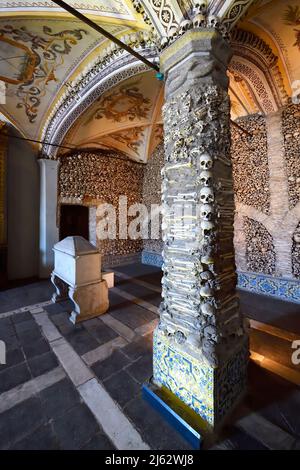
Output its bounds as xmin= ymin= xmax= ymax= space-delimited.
xmin=207 ymin=15 xmax=220 ymax=28
xmin=219 ymin=23 xmax=229 ymax=39
xmin=200 ymin=203 xmax=214 ymax=221
xmin=201 ymin=302 xmax=215 ymax=316
xmin=200 ymin=270 xmax=213 ymax=283
xmin=174 ymin=330 xmax=186 ymax=344
xmin=293 ymin=233 xmax=300 ymax=244
xmin=200 ymin=170 xmax=213 ymax=187
xmin=168 ymin=27 xmax=178 ymax=42
xmin=201 ymin=220 xmax=215 ymax=236
xmin=200 ymin=187 xmax=214 ymax=204
xmin=194 ymin=1 xmax=207 ymax=13
xmin=201 ymin=252 xmax=214 ymax=265
xmin=160 ymin=36 xmax=169 ymax=49
xmin=193 ymin=13 xmax=206 ymax=28
xmin=179 ymin=19 xmax=192 ymax=35
xmin=200 ymin=286 xmax=214 ymax=298
xmin=200 ymin=153 xmax=213 ymax=169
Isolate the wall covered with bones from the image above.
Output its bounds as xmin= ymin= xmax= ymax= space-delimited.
xmin=142 ymin=103 xmax=300 ymax=302
xmin=58 ymin=150 xmax=144 ymax=265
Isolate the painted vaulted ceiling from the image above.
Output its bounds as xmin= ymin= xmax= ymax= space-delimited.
xmin=0 ymin=0 xmax=149 ymax=139
xmin=0 ymin=0 xmax=299 ymax=161
xmin=62 ymin=70 xmax=163 ymax=161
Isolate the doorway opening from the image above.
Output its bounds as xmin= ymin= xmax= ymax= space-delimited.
xmin=60 ymin=204 xmax=89 ymax=241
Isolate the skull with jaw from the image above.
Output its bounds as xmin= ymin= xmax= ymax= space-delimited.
xmin=200 ymin=285 xmax=214 ymax=298
xmin=200 ymin=270 xmax=213 ymax=285
xmin=200 ymin=203 xmax=214 ymax=221
xmin=200 ymin=170 xmax=213 ymax=187
xmin=201 ymin=220 xmax=215 ymax=237
xmin=200 ymin=187 xmax=214 ymax=204
xmin=179 ymin=19 xmax=192 ymax=35
xmin=207 ymin=15 xmax=220 ymax=29
xmin=200 ymin=153 xmax=213 ymax=170
xmin=160 ymin=36 xmax=169 ymax=49
xmin=192 ymin=13 xmax=206 ymax=28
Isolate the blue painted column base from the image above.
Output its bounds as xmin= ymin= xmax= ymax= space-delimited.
xmin=142 ymin=381 xmax=202 ymax=449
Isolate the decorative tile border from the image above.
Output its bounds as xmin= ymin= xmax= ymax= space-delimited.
xmin=103 ymin=252 xmax=141 ymax=268
xmin=142 ymin=251 xmax=300 ymax=303
xmin=142 ymin=250 xmax=163 ymax=268
xmin=237 ymin=272 xmax=300 ymax=304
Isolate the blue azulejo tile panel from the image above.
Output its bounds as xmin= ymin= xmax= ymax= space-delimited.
xmin=153 ymin=329 xmax=248 ymax=429
xmin=153 ymin=329 xmax=215 ymax=427
xmin=142 ymin=250 xmax=163 ymax=268
xmin=237 ymin=272 xmax=300 ymax=303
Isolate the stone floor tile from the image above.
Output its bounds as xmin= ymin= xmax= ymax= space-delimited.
xmin=84 ymin=319 xmax=118 ymax=345
xmin=52 ymin=403 xmax=99 ymax=450
xmin=81 ymin=432 xmax=115 ymax=450
xmin=39 ymin=378 xmax=81 ymax=419
xmin=126 ymin=354 xmax=153 ymax=384
xmin=103 ymin=370 xmax=140 ymax=408
xmin=110 ymin=303 xmax=156 ymax=330
xmin=11 ymin=311 xmax=33 ymax=324
xmin=0 ymin=397 xmax=44 ymax=449
xmin=22 ymin=337 xmax=50 ymax=359
xmin=92 ymin=350 xmax=131 ymax=381
xmin=122 ymin=336 xmax=152 ymax=361
xmin=0 ymin=347 xmax=25 ymax=371
xmin=27 ymin=351 xmax=58 ymax=378
xmin=82 ymin=336 xmax=128 ymax=366
xmin=11 ymin=424 xmax=59 ymax=450
xmin=17 ymin=326 xmax=43 ymax=343
xmin=14 ymin=319 xmax=37 ymax=334
xmin=0 ymin=362 xmax=31 ymax=393
xmin=66 ymin=329 xmax=99 ymax=355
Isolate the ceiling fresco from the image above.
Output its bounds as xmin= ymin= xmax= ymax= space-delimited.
xmin=0 ymin=0 xmax=137 ymax=20
xmin=62 ymin=70 xmax=164 ymax=161
xmin=0 ymin=0 xmax=299 ymax=160
xmin=0 ymin=0 xmax=149 ymax=138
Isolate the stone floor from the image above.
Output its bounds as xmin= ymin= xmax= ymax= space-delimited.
xmin=0 ymin=262 xmax=300 ymax=450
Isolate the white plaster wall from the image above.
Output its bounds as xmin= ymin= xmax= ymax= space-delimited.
xmin=7 ymin=127 xmax=39 ymax=280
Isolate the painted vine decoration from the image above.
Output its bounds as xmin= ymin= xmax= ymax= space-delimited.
xmin=282 ymin=5 xmax=300 ymax=51
xmin=0 ymin=25 xmax=88 ymax=123
xmin=85 ymin=79 xmax=151 ymax=124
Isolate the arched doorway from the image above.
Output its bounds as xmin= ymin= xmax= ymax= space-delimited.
xmin=59 ymin=204 xmax=89 ymax=241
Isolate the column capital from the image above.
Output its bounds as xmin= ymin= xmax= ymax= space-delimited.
xmin=160 ymin=29 xmax=232 ymax=76
xmin=38 ymin=157 xmax=59 ymax=168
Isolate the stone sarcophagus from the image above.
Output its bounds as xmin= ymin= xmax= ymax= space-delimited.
xmin=51 ymin=236 xmax=109 ymax=323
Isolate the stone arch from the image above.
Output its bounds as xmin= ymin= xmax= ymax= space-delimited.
xmin=230 ymin=28 xmax=289 ymax=113
xmin=41 ymin=47 xmax=157 ymax=159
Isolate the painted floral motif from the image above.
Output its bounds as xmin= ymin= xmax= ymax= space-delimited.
xmin=109 ymin=126 xmax=145 ymax=155
xmin=85 ymin=78 xmax=151 ymax=124
xmin=0 ymin=25 xmax=88 ymax=122
xmin=283 ymin=5 xmax=300 ymax=51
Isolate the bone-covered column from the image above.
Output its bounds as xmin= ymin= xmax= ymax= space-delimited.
xmin=153 ymin=28 xmax=248 ymax=430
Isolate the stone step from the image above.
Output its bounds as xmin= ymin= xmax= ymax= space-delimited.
xmin=249 ymin=318 xmax=300 ymax=385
